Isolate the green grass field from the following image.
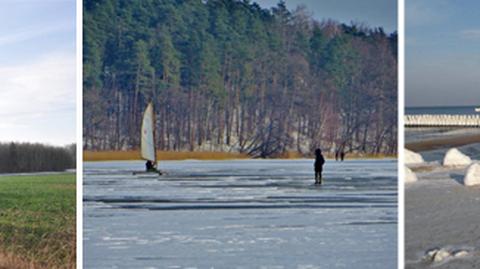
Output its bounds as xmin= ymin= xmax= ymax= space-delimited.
xmin=0 ymin=173 xmax=75 ymax=269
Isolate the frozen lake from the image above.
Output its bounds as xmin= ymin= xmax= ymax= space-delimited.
xmin=84 ymin=159 xmax=397 ymax=268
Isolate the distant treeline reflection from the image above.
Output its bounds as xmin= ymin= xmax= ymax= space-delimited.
xmin=0 ymin=143 xmax=75 ymax=173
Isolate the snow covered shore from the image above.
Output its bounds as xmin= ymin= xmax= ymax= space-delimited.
xmin=405 ymin=143 xmax=480 ymax=268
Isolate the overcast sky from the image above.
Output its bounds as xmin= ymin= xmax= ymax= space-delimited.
xmin=0 ymin=0 xmax=75 ymax=146
xmin=255 ymin=0 xmax=397 ymax=33
xmin=406 ymin=0 xmax=480 ymax=107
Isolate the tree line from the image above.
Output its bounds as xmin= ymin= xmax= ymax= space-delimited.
xmin=0 ymin=143 xmax=75 ymax=173
xmin=84 ymin=0 xmax=397 ymax=157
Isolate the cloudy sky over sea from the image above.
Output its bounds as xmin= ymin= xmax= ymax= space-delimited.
xmin=406 ymin=0 xmax=480 ymax=107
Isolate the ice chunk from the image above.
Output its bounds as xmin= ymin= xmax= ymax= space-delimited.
xmin=464 ymin=163 xmax=480 ymax=186
xmin=442 ymin=148 xmax=472 ymax=166
xmin=424 ymin=248 xmax=470 ymax=263
xmin=405 ymin=149 xmax=424 ymax=165
xmin=453 ymin=250 xmax=469 ymax=258
xmin=405 ymin=166 xmax=417 ymax=183
xmin=433 ymin=249 xmax=451 ymax=262
xmin=424 ymin=248 xmax=440 ymax=261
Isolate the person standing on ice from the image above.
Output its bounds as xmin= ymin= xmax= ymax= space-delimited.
xmin=314 ymin=148 xmax=325 ymax=184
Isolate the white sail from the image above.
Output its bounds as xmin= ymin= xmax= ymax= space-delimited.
xmin=141 ymin=103 xmax=156 ymax=162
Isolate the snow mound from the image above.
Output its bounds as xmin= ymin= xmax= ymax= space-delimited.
xmin=405 ymin=149 xmax=424 ymax=165
xmin=464 ymin=163 xmax=480 ymax=186
xmin=423 ymin=247 xmax=472 ymax=264
xmin=433 ymin=249 xmax=451 ymax=262
xmin=454 ymin=250 xmax=469 ymax=258
xmin=442 ymin=148 xmax=472 ymax=166
xmin=404 ymin=166 xmax=417 ymax=183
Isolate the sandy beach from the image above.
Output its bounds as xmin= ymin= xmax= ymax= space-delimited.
xmin=405 ymin=140 xmax=480 ymax=268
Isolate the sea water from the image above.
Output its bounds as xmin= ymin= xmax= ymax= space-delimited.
xmin=406 ymin=106 xmax=480 ymax=143
xmin=405 ymin=106 xmax=479 ymax=115
xmin=84 ymin=159 xmax=397 ymax=268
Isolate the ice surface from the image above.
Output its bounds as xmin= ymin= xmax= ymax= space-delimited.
xmin=464 ymin=163 xmax=480 ymax=186
xmin=84 ymin=159 xmax=397 ymax=268
xmin=405 ymin=149 xmax=424 ymax=165
xmin=405 ymin=166 xmax=417 ymax=183
xmin=442 ymin=148 xmax=472 ymax=166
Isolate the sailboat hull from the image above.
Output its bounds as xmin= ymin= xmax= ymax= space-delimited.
xmin=132 ymin=170 xmax=162 ymax=176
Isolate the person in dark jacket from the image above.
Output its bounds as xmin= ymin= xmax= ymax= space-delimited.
xmin=145 ymin=160 xmax=163 ymax=174
xmin=145 ymin=160 xmax=154 ymax=171
xmin=314 ymin=148 xmax=325 ymax=184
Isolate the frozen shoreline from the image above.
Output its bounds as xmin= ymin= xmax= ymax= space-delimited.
xmin=405 ymin=144 xmax=480 ymax=268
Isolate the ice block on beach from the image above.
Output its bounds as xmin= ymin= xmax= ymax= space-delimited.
xmin=405 ymin=149 xmax=424 ymax=165
xmin=405 ymin=166 xmax=418 ymax=183
xmin=464 ymin=163 xmax=480 ymax=186
xmin=442 ymin=148 xmax=472 ymax=166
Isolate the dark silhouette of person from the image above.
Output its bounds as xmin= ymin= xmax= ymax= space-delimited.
xmin=335 ymin=150 xmax=339 ymax=161
xmin=145 ymin=160 xmax=163 ymax=174
xmin=145 ymin=160 xmax=154 ymax=171
xmin=340 ymin=151 xmax=345 ymax=161
xmin=314 ymin=148 xmax=325 ymax=184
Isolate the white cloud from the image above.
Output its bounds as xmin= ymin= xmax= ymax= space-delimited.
xmin=406 ymin=0 xmax=451 ymax=27
xmin=0 ymin=51 xmax=76 ymax=145
xmin=460 ymin=29 xmax=480 ymax=39
xmin=0 ymin=24 xmax=70 ymax=47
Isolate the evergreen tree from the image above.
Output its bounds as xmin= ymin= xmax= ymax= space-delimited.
xmin=83 ymin=0 xmax=398 ymax=156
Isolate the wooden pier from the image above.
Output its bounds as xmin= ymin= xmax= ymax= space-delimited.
xmin=405 ymin=114 xmax=480 ymax=127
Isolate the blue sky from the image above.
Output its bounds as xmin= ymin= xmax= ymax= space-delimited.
xmin=406 ymin=0 xmax=480 ymax=107
xmin=0 ymin=0 xmax=76 ymax=145
xmin=255 ymin=0 xmax=397 ymax=33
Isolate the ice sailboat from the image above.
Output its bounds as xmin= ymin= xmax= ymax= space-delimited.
xmin=137 ymin=102 xmax=162 ymax=175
